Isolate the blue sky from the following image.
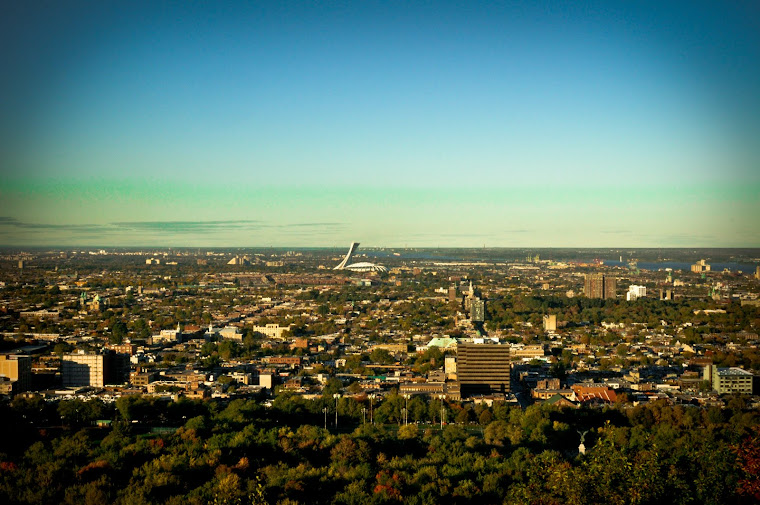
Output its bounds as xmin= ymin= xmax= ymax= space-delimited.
xmin=1 ymin=1 xmax=758 ymax=247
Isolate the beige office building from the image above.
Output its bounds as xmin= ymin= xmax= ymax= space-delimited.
xmin=61 ymin=352 xmax=107 ymax=388
xmin=252 ymin=323 xmax=291 ymax=339
xmin=543 ymin=314 xmax=557 ymax=332
xmin=0 ymin=354 xmax=32 ymax=393
xmin=711 ymin=367 xmax=754 ymax=395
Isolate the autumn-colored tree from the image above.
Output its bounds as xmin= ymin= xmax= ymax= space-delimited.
xmin=735 ymin=426 xmax=760 ymax=501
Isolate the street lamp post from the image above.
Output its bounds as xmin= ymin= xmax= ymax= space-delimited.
xmin=403 ymin=394 xmax=411 ymax=425
xmin=369 ymin=394 xmax=376 ymax=424
xmin=333 ymin=393 xmax=341 ymax=428
xmin=439 ymin=394 xmax=446 ymax=430
xmin=322 ymin=407 xmax=328 ymax=430
xmin=362 ymin=407 xmax=367 ymax=425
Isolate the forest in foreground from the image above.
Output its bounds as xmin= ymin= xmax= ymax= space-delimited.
xmin=1 ymin=393 xmax=759 ymax=505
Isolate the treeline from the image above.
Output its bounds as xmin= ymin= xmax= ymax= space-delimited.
xmin=486 ymin=294 xmax=759 ymax=333
xmin=1 ymin=392 xmax=759 ymax=505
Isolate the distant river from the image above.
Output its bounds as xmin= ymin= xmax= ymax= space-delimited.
xmin=603 ymin=260 xmax=758 ymax=272
xmin=357 ymin=250 xmax=758 ymax=271
xmin=364 ymin=251 xmax=463 ymax=261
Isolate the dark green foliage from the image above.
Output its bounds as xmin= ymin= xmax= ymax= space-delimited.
xmin=110 ymin=321 xmax=128 ymax=344
xmin=0 ymin=396 xmax=757 ymax=505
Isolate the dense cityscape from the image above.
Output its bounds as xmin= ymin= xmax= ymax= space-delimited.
xmin=1 ymin=246 xmax=759 ymax=504
xmin=3 ymin=1 xmax=760 ymax=503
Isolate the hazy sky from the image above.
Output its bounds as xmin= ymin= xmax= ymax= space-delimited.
xmin=1 ymin=1 xmax=758 ymax=247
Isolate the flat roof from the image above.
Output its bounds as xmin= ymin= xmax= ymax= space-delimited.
xmin=717 ymin=367 xmax=753 ymax=376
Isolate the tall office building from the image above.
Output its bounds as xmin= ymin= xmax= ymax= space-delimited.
xmin=457 ymin=344 xmax=511 ymax=397
xmin=584 ymin=274 xmax=616 ymax=299
xmin=61 ymin=350 xmax=129 ymax=387
xmin=470 ymin=298 xmax=486 ymax=322
xmin=448 ymin=284 xmax=458 ymax=302
xmin=543 ymin=314 xmax=557 ymax=332
xmin=62 ymin=352 xmax=107 ymax=387
xmin=0 ymin=354 xmax=32 ymax=393
xmin=110 ymin=352 xmax=130 ymax=385
xmin=659 ymin=288 xmax=673 ymax=301
xmin=444 ymin=355 xmax=457 ymax=376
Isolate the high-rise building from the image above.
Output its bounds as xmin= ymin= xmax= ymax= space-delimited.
xmin=626 ymin=285 xmax=647 ymax=301
xmin=584 ymin=274 xmax=616 ymax=299
xmin=457 ymin=344 xmax=511 ymax=397
xmin=61 ymin=350 xmax=129 ymax=388
xmin=110 ymin=352 xmax=130 ymax=385
xmin=444 ymin=355 xmax=457 ymax=376
xmin=258 ymin=373 xmax=273 ymax=389
xmin=470 ymin=298 xmax=486 ymax=322
xmin=0 ymin=354 xmax=32 ymax=393
xmin=543 ymin=314 xmax=557 ymax=332
xmin=585 ymin=273 xmax=603 ymax=298
xmin=448 ymin=284 xmax=458 ymax=302
xmin=605 ymin=276 xmax=617 ymax=299
xmin=62 ymin=352 xmax=107 ymax=387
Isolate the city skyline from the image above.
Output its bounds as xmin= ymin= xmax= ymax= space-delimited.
xmin=1 ymin=2 xmax=759 ymax=247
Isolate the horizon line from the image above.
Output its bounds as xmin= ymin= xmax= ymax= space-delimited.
xmin=2 ymin=245 xmax=760 ymax=251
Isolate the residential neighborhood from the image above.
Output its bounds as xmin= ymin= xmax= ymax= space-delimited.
xmin=2 ymin=248 xmax=758 ymax=411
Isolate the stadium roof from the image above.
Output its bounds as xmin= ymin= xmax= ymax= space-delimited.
xmin=345 ymin=262 xmax=388 ymax=273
